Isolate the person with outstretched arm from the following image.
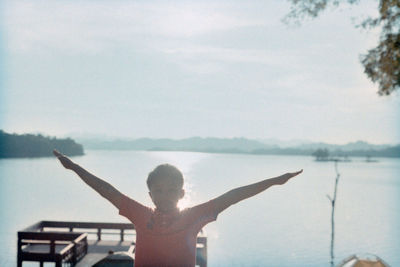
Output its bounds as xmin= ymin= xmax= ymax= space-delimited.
xmin=53 ymin=149 xmax=302 ymax=267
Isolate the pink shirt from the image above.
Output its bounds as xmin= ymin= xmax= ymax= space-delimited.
xmin=118 ymin=195 xmax=219 ymax=267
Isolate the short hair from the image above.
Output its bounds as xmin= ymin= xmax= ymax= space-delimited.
xmin=147 ymin=164 xmax=184 ymax=189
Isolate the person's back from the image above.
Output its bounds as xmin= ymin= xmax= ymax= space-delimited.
xmin=53 ymin=150 xmax=302 ymax=266
xmin=119 ymin=198 xmax=216 ymax=266
xmin=118 ymin=164 xmax=218 ymax=266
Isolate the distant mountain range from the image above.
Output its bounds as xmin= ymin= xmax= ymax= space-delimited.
xmin=73 ymin=136 xmax=400 ymax=158
xmin=2 ymin=128 xmax=397 ymax=158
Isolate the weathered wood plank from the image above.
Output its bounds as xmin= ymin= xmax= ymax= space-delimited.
xmin=22 ymin=243 xmax=70 ymax=254
xmin=76 ymin=240 xmax=134 ymax=267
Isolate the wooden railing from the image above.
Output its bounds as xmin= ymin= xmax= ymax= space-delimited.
xmin=38 ymin=220 xmax=135 ymax=241
xmin=17 ymin=221 xmax=135 ymax=267
xmin=18 ymin=220 xmax=207 ymax=267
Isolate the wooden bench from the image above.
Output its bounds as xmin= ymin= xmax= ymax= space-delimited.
xmin=18 ymin=231 xmax=88 ymax=267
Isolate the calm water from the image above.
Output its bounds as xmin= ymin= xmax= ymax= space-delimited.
xmin=1 ymin=150 xmax=399 ymax=266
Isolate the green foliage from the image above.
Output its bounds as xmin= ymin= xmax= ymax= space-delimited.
xmin=285 ymin=0 xmax=400 ymax=95
xmin=0 ymin=130 xmax=84 ymax=158
xmin=284 ymin=0 xmax=360 ymax=22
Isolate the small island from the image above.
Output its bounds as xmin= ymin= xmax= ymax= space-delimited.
xmin=311 ymin=148 xmax=352 ymax=162
xmin=0 ymin=130 xmax=84 ymax=158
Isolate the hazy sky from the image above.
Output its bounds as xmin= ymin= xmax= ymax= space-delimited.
xmin=1 ymin=0 xmax=399 ymax=144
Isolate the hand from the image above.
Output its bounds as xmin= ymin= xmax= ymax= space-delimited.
xmin=53 ymin=149 xmax=75 ymax=170
xmin=277 ymin=169 xmax=303 ymax=185
xmin=288 ymin=169 xmax=303 ymax=177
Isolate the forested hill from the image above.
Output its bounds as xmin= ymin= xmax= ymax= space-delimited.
xmin=0 ymin=130 xmax=84 ymax=158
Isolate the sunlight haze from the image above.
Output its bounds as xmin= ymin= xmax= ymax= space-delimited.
xmin=1 ymin=0 xmax=399 ymax=144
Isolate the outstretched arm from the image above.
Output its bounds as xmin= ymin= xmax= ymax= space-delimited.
xmin=53 ymin=150 xmax=124 ymax=208
xmin=214 ymin=170 xmax=303 ymax=213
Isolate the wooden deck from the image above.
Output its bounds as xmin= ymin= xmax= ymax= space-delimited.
xmin=18 ymin=221 xmax=207 ymax=267
xmin=76 ymin=240 xmax=134 ymax=267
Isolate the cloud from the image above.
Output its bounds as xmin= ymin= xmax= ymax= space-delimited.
xmin=2 ymin=0 xmax=399 ymax=143
xmin=3 ymin=0 xmax=266 ymax=54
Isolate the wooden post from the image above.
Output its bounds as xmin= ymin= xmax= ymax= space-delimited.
xmin=202 ymin=237 xmax=207 ymax=267
xmin=55 ymin=254 xmax=62 ymax=267
xmin=120 ymin=229 xmax=125 ymax=241
xmin=72 ymin=242 xmax=77 ymax=265
xmin=97 ymin=228 xmax=102 ymax=241
xmin=196 ymin=236 xmax=207 ymax=267
xmin=50 ymin=239 xmax=55 ymax=254
xmin=17 ymin=235 xmax=23 ymax=267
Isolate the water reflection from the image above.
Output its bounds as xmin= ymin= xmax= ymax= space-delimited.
xmin=0 ymin=151 xmax=399 ymax=266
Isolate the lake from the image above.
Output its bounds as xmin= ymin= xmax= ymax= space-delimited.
xmin=1 ymin=150 xmax=399 ymax=266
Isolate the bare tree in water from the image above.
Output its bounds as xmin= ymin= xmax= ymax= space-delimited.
xmin=327 ymin=160 xmax=340 ymax=267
